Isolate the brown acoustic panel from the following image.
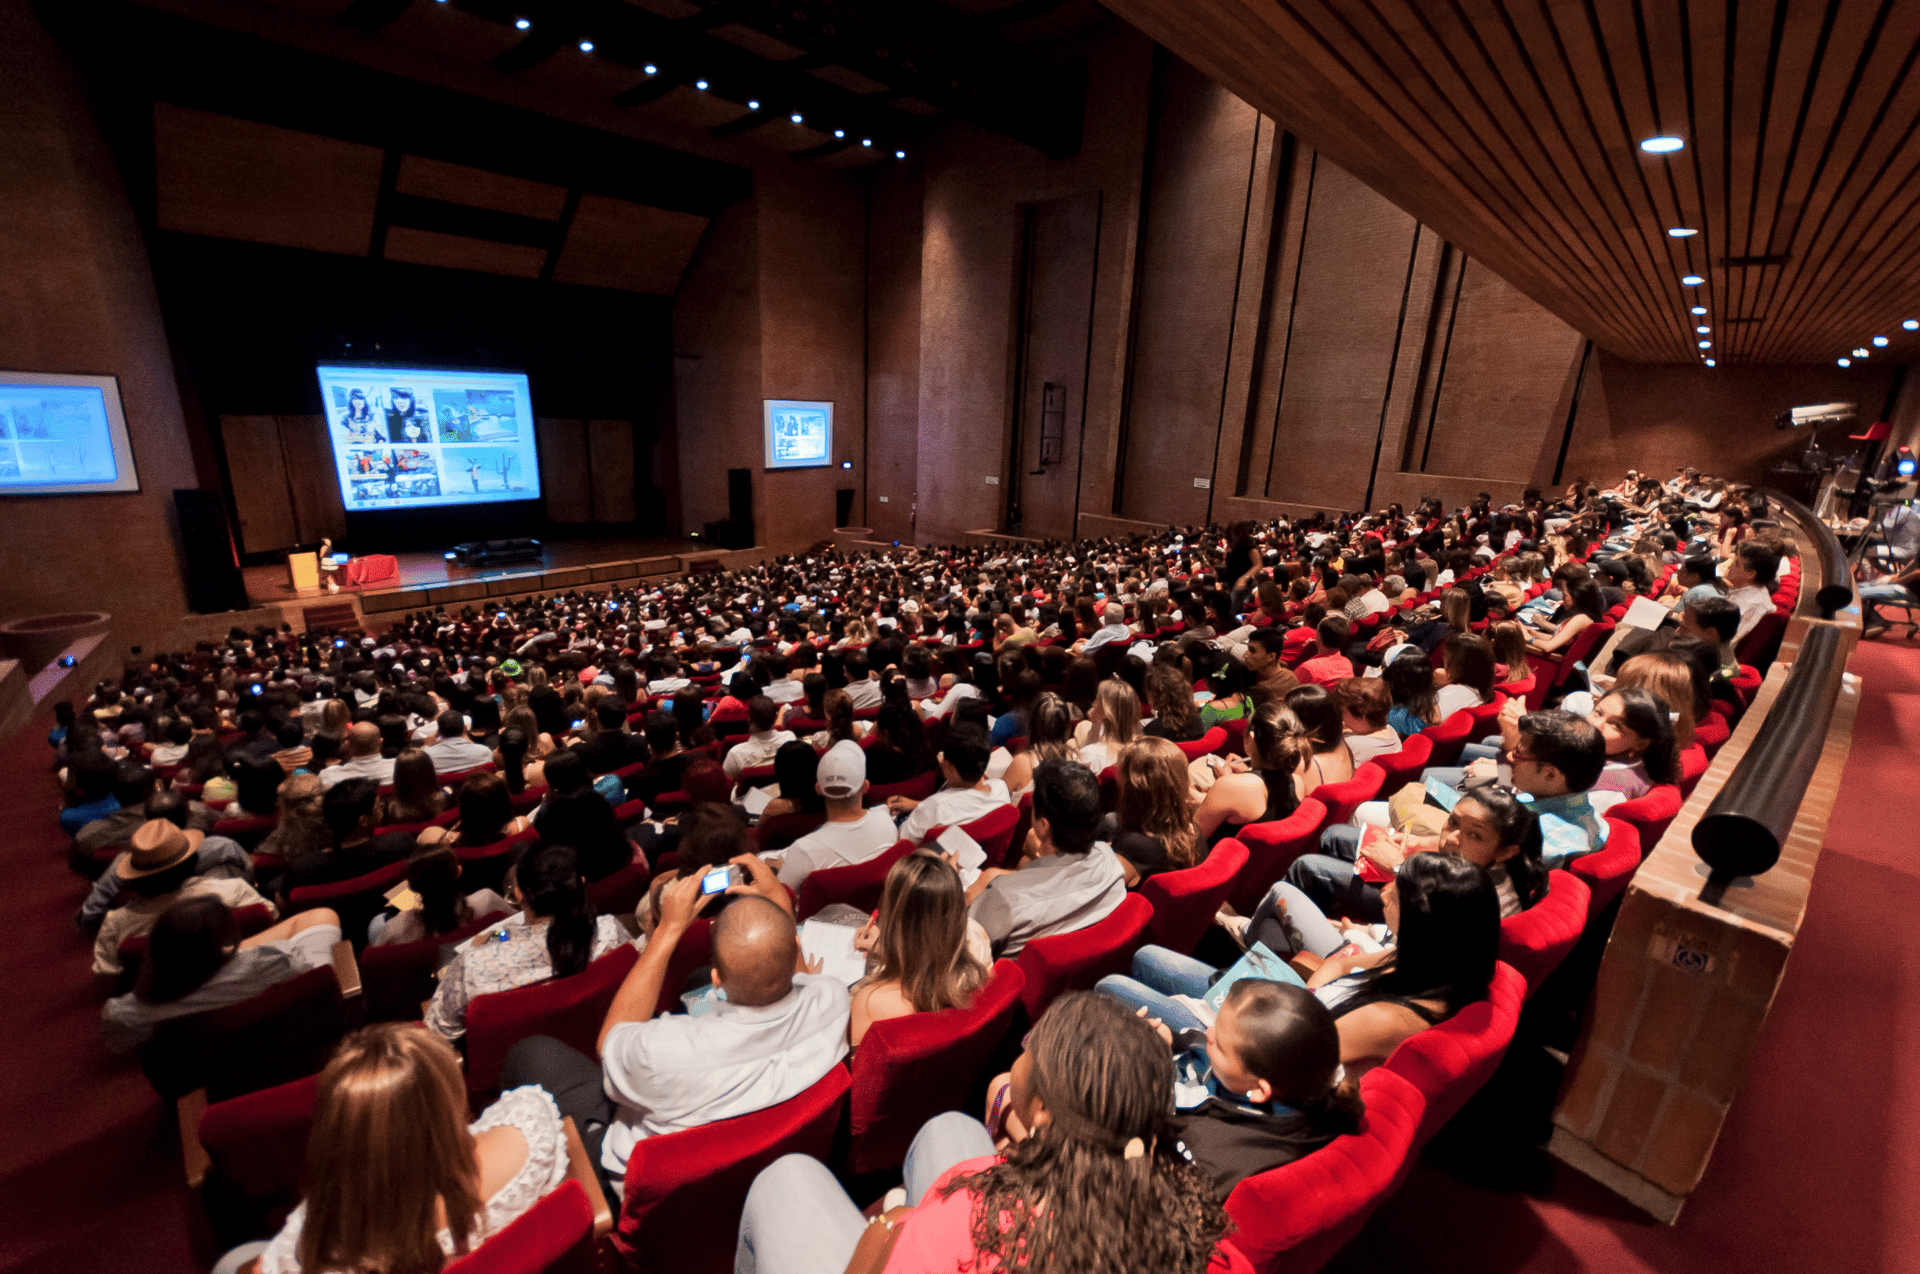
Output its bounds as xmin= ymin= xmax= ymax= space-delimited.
xmin=621 ymin=0 xmax=701 ymax=17
xmin=154 ymin=104 xmax=381 ymax=256
xmin=552 ymin=196 xmax=708 ymax=295
xmin=591 ymin=563 xmax=642 ymax=583
xmin=540 ymin=567 xmax=594 ymax=590
xmin=486 ymin=573 xmax=546 ymax=597
xmin=358 ymin=589 xmax=417 ymax=614
xmin=220 ymin=415 xmax=298 ymax=554
xmin=641 ymin=86 xmax=750 ymax=131
xmin=428 ymin=582 xmax=489 ymax=605
xmin=394 ymin=155 xmax=568 ymax=220
xmin=382 ymin=226 xmax=546 ymax=278
xmin=707 ymin=23 xmax=807 ymax=60
xmin=276 ymin=415 xmax=346 ymax=544
xmin=1013 ymin=194 xmax=1101 ymax=541
xmin=536 ymin=418 xmax=591 ymax=522
xmin=587 ymin=420 xmax=638 ymax=523
xmin=807 ymin=64 xmax=891 ymax=95
xmin=634 ymin=555 xmax=680 ymax=576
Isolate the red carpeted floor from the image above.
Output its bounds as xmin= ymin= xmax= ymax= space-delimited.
xmin=4 ymin=636 xmax=1917 ymax=1274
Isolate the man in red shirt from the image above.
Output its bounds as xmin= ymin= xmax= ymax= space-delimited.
xmin=1295 ymin=613 xmax=1356 ymax=686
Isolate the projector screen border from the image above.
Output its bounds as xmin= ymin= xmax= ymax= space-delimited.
xmin=0 ymin=369 xmax=140 ymax=497
xmin=763 ymin=398 xmax=835 ymax=471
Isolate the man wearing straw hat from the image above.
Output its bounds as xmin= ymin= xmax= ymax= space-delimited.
xmin=91 ymin=821 xmax=272 ymax=977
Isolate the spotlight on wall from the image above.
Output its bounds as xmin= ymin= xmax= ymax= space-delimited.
xmin=1640 ymin=136 xmax=1685 ymax=153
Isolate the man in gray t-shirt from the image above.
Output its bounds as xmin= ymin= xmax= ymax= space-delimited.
xmin=966 ymin=759 xmax=1125 ymax=958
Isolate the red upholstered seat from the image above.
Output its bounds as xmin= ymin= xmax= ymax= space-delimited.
xmin=444 ymin=1179 xmax=596 ymax=1274
xmin=1677 ymin=743 xmax=1710 ymax=798
xmin=1524 ymin=619 xmax=1615 ymax=710
xmin=1605 ymin=784 xmax=1683 ymax=852
xmin=862 ymin=771 xmax=939 ymax=807
xmin=1367 ymin=733 xmax=1433 ymax=794
xmin=612 ymin=1066 xmax=850 ymax=1274
xmin=1694 ymin=707 xmax=1732 ymax=756
xmin=287 ymin=858 xmax=414 ymax=942
xmin=1137 ymin=840 xmax=1249 ymax=954
xmin=754 ymin=810 xmax=827 ymax=852
xmin=1499 ymin=671 xmax=1537 ymax=703
xmin=1419 ymin=710 xmax=1476 ymax=768
xmin=1228 ymin=798 xmax=1327 ymax=914
xmin=1306 ymin=762 xmax=1384 ymax=828
xmin=587 ymin=861 xmax=651 ymax=918
xmin=795 ymin=840 xmax=915 ymax=920
xmin=1735 ymin=612 xmax=1785 ymax=669
xmin=1497 ymin=871 xmax=1590 ymax=997
xmin=457 ymin=827 xmax=541 ymax=893
xmin=1015 ymin=893 xmax=1153 ymax=1022
xmin=657 ymin=918 xmax=714 ymax=1016
xmin=1174 ymin=726 xmax=1229 ymax=761
xmin=1219 ymin=716 xmax=1250 ymax=758
xmin=195 ymin=1073 xmax=321 ymax=1244
xmin=612 ymin=798 xmax=649 ymax=831
xmin=209 ymin=813 xmax=278 ymax=850
xmin=142 ymin=964 xmax=352 ymax=1103
xmin=954 ymin=802 xmax=1022 ymax=867
xmin=1572 ymin=818 xmax=1640 ymax=917
xmin=466 ymin=945 xmax=640 ymax=1094
xmin=1221 ymin=1068 xmax=1426 ymax=1273
xmin=359 ymin=910 xmax=513 ymax=1022
xmin=730 ymin=764 xmax=777 ymax=797
xmin=1729 ymin=663 xmax=1763 ymax=708
xmin=1381 ymin=960 xmax=1526 ymax=1150
xmin=1462 ymin=693 xmax=1507 ymax=743
xmin=846 ymin=961 xmax=1026 ymax=1174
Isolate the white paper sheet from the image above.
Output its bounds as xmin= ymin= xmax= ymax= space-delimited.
xmin=800 ymin=918 xmax=870 ymax=986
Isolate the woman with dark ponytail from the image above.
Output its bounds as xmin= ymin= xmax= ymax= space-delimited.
xmin=736 ymin=992 xmax=1245 ymax=1274
xmin=425 ymin=843 xmax=627 ymax=1040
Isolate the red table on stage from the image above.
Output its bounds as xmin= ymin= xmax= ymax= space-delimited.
xmin=340 ymin=555 xmax=399 ymax=587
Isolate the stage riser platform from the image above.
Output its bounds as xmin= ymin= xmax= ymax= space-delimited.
xmin=352 ymin=546 xmax=769 ymax=618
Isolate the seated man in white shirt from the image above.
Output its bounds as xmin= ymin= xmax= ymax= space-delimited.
xmin=772 ymin=741 xmax=899 ymax=890
xmin=722 ymin=696 xmax=796 ymax=779
xmin=1722 ymin=541 xmax=1781 ymax=645
xmin=889 ymin=722 xmax=1010 ymax=843
xmin=318 ymin=721 xmax=396 ymax=790
xmin=1072 ymin=603 xmax=1132 ymax=653
xmin=500 ymin=857 xmax=849 ymax=1192
xmin=841 ymin=652 xmax=883 ymax=710
xmin=965 ymin=759 xmax=1125 ymax=958
xmin=423 ymin=709 xmax=493 ymax=774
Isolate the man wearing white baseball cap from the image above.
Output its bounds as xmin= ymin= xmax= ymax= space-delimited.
xmin=773 ymin=741 xmax=899 ymax=891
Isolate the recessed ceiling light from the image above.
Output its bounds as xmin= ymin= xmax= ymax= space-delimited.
xmin=1681 ymin=274 xmax=1705 ymax=286
xmin=1705 ymin=358 xmax=1717 ymax=367
xmin=1838 ymin=357 xmax=1852 ymax=367
xmin=514 ymin=17 xmax=530 ymax=29
xmin=861 ymin=138 xmax=872 ymax=147
xmin=1640 ymin=136 xmax=1685 ymax=153
xmin=695 ymin=79 xmax=708 ymax=90
xmin=1854 ymin=347 xmax=1870 ymax=357
xmin=1691 ymin=306 xmax=1707 ymax=315
xmin=1873 ymin=336 xmax=1889 ymax=347
xmin=643 ymin=64 xmax=657 ymax=75
xmin=895 ymin=150 xmax=906 ymax=159
xmin=833 ymin=129 xmax=845 ymax=139
xmin=578 ymin=40 xmax=594 ymax=52
xmin=790 ymin=113 xmax=804 ymax=124
xmin=1668 ymin=227 xmax=1699 ymax=238
xmin=747 ymin=100 xmax=760 ymax=110
xmin=1698 ymin=340 xmax=1711 ymax=349
xmin=1906 ymin=320 xmax=1919 ymax=330
xmin=1696 ymin=325 xmax=1710 ymax=334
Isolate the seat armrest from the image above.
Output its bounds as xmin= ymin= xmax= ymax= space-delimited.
xmin=331 ymin=939 xmax=363 ymax=999
xmin=179 ymin=1088 xmax=211 ymax=1189
xmin=562 ymin=1116 xmax=614 ymax=1237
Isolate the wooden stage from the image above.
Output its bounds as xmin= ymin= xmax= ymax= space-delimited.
xmin=239 ymin=535 xmax=768 ymax=633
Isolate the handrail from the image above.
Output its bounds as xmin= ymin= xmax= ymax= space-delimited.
xmin=1688 ymin=488 xmax=1852 ymax=905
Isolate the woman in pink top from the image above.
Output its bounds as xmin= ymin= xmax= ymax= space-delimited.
xmin=734 ymin=992 xmax=1251 ymax=1274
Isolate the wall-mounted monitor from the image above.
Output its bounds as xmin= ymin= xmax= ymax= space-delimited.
xmin=316 ymin=364 xmax=542 ymax=511
xmin=0 ymin=371 xmax=139 ymax=495
xmin=764 ymin=399 xmax=833 ymax=470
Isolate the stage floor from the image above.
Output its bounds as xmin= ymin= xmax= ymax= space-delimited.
xmin=242 ymin=535 xmax=703 ymax=606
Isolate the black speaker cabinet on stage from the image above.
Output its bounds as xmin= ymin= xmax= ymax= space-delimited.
xmin=836 ymin=487 xmax=855 ymax=528
xmin=727 ymin=468 xmax=754 ymax=547
xmin=174 ymin=489 xmax=249 ymax=614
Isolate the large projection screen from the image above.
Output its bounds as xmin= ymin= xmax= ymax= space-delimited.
xmin=316 ymin=364 xmax=541 ymax=511
xmin=0 ymin=371 xmax=139 ymax=496
xmin=764 ymin=399 xmax=833 ymax=470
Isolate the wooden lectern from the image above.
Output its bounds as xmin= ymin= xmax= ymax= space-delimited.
xmin=287 ymin=551 xmax=320 ymax=592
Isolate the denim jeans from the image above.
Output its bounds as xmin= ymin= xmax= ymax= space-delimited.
xmin=734 ymin=1112 xmax=995 ymax=1274
xmin=1279 ymin=857 xmax=1384 ymax=937
xmin=1096 ymin=945 xmax=1218 ymax=1033
xmin=1860 ymin=582 xmax=1918 ymax=625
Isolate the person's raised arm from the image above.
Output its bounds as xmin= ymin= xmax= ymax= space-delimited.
xmin=597 ymin=873 xmax=710 ymax=1054
xmin=724 ymin=851 xmax=797 ymax=918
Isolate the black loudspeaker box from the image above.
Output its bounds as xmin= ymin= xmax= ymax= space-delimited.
xmin=835 ymin=487 xmax=855 ymax=528
xmin=174 ymin=489 xmax=250 ymax=614
xmin=727 ymin=468 xmax=754 ymax=546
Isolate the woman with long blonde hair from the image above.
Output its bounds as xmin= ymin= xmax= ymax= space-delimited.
xmin=848 ymin=850 xmax=991 ymax=1046
xmin=256 ymin=772 xmax=328 ymax=863
xmin=1001 ymin=692 xmax=1078 ymax=798
xmin=213 ymin=1024 xmax=567 ymax=1274
xmin=1614 ymin=650 xmax=1698 ymax=749
xmin=1110 ymin=737 xmax=1200 ymax=884
xmin=1072 ymin=678 xmax=1142 ymax=776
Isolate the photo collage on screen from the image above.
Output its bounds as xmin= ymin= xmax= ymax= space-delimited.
xmin=0 ymin=386 xmax=117 ymax=486
xmin=325 ymin=377 xmax=530 ymax=507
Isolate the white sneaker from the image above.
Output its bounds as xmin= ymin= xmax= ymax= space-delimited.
xmin=1217 ymin=911 xmax=1252 ymax=950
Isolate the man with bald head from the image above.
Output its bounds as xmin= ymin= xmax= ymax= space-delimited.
xmin=500 ymin=855 xmax=849 ymax=1193
xmin=317 ymin=720 xmax=395 ymax=789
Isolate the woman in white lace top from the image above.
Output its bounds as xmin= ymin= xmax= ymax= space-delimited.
xmin=426 ymin=842 xmax=631 ymax=1039
xmin=212 ymin=1025 xmax=568 ymax=1274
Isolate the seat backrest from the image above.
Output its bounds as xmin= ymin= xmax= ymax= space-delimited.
xmin=197 ymin=1073 xmax=321 ymax=1244
xmin=1497 ymin=871 xmax=1590 ymax=997
xmin=1015 ymin=893 xmax=1153 ymax=1021
xmin=657 ymin=918 xmax=713 ymax=1016
xmin=847 ymin=961 xmax=1025 ymax=1174
xmin=612 ymin=1066 xmax=851 ymax=1272
xmin=444 ymin=1179 xmax=595 ymax=1274
xmin=587 ymin=861 xmax=651 ymax=919
xmin=958 ymin=803 xmax=1022 ymax=868
xmin=1228 ymin=797 xmax=1327 ymax=914
xmin=1138 ymin=840 xmax=1249 ymax=954
xmin=457 ymin=827 xmax=541 ymax=893
xmin=1419 ymin=711 xmax=1476 ymax=768
xmin=359 ymin=910 xmax=512 ymax=1023
xmin=1306 ymin=762 xmax=1385 ymax=828
xmin=1728 ymin=663 xmax=1763 ymax=707
xmin=1175 ymin=726 xmax=1229 ymax=761
xmin=795 ymin=840 xmax=915 ymax=920
xmin=1222 ymin=1068 xmax=1426 ymax=1273
xmin=863 ymin=770 xmax=940 ymax=807
xmin=1367 ymin=733 xmax=1433 ymax=793
xmin=1380 ymin=961 xmax=1525 ymax=1149
xmin=1572 ymin=819 xmax=1640 ymax=917
xmin=465 ymin=944 xmax=641 ymax=1093
xmin=287 ymin=858 xmax=415 ymax=940
xmin=1462 ymin=694 xmax=1506 ymax=742
xmin=1219 ymin=716 xmax=1250 ymax=758
xmin=755 ymin=810 xmax=827 ymax=852
xmin=1676 ymin=743 xmax=1710 ymax=798
xmin=143 ymin=965 xmax=349 ymax=1103
xmin=1605 ymin=784 xmax=1683 ymax=851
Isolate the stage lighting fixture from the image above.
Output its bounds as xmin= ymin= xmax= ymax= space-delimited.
xmin=1640 ymin=136 xmax=1684 ymax=153
xmin=515 ymin=17 xmax=530 ymax=29
xmin=1668 ymin=227 xmax=1698 ymax=237
xmin=1873 ymin=336 xmax=1889 ymax=347
xmin=1682 ymin=274 xmax=1705 ymax=286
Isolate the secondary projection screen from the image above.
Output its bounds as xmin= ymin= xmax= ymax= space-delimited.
xmin=0 ymin=371 xmax=139 ymax=495
xmin=316 ymin=364 xmax=541 ymax=511
xmin=764 ymin=399 xmax=833 ymax=470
